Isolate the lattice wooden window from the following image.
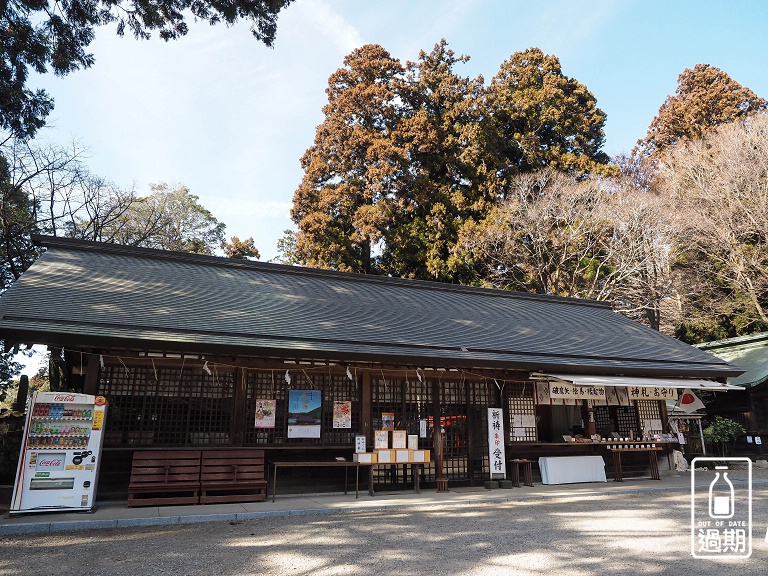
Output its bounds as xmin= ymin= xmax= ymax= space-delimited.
xmin=244 ymin=370 xmax=361 ymax=447
xmin=370 ymin=375 xmax=437 ymax=485
xmin=438 ymin=379 xmax=468 ymax=482
xmin=99 ymin=365 xmax=234 ymax=448
xmin=636 ymin=400 xmax=663 ymax=436
xmin=506 ymin=381 xmax=537 ymax=442
xmin=404 ymin=376 xmax=433 ymax=441
xmin=371 ymin=377 xmax=405 ymax=430
xmin=467 ymin=380 xmax=492 ymax=480
xmin=594 ymin=406 xmax=612 ymax=436
xmin=245 ymin=371 xmax=285 ymax=445
xmin=322 ymin=374 xmax=360 ymax=446
xmin=370 ymin=375 xmax=503 ymax=485
xmin=616 ymin=405 xmax=640 ymax=438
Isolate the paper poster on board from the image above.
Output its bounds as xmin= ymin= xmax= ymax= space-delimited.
xmin=333 ymin=401 xmax=352 ymax=429
xmin=521 ymin=414 xmax=536 ymax=428
xmin=374 ymin=430 xmax=389 ymax=449
xmin=606 ymin=387 xmax=631 ymax=406
xmin=287 ymin=389 xmax=322 ymax=438
xmin=536 ymin=382 xmax=551 ymax=405
xmin=254 ymin=399 xmax=276 ymax=428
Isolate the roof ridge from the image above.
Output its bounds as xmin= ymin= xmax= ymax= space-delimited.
xmin=30 ymin=234 xmax=612 ymax=310
xmin=696 ymin=331 xmax=768 ymax=350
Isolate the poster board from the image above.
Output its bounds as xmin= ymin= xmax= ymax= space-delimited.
xmin=287 ymin=390 xmax=322 ymax=439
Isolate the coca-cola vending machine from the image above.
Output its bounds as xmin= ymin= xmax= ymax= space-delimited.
xmin=10 ymin=391 xmax=108 ymax=514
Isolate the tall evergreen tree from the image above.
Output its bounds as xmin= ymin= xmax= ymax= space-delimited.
xmin=291 ymin=44 xmax=407 ymax=273
xmin=0 ymin=153 xmax=40 ymax=290
xmin=637 ymin=64 xmax=768 ymax=158
xmin=291 ymin=42 xmax=615 ymax=281
xmin=381 ymin=40 xmax=488 ymax=282
xmin=485 ymin=47 xmax=613 ymax=179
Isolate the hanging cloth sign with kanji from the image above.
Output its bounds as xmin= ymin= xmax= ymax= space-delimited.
xmin=487 ymin=408 xmax=507 ymax=480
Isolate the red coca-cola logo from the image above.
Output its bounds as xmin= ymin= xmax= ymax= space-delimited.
xmin=38 ymin=458 xmax=63 ymax=467
xmin=54 ymin=395 xmax=76 ymax=402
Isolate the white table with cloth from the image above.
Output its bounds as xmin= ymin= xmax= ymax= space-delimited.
xmin=538 ymin=455 xmax=607 ymax=484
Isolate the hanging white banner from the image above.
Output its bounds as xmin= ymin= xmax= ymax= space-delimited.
xmin=548 ymin=382 xmax=607 ymax=400
xmin=487 ymin=408 xmax=506 ymax=480
xmin=628 ymin=386 xmax=677 ymax=401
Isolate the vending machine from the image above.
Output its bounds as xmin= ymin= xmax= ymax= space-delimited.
xmin=10 ymin=391 xmax=108 ymax=514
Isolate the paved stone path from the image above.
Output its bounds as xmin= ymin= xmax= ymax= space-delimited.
xmin=1 ymin=489 xmax=766 ymax=575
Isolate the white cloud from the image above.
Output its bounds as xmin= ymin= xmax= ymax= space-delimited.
xmin=530 ymin=0 xmax=625 ymax=57
xmin=299 ymin=0 xmax=366 ymax=55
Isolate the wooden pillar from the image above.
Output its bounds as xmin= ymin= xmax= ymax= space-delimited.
xmin=432 ymin=375 xmax=448 ymax=491
xmin=583 ymin=400 xmax=596 ymax=437
xmin=659 ymin=399 xmax=669 ymax=432
xmin=83 ymin=354 xmax=100 ymax=396
xmin=361 ymin=370 xmax=372 ymax=444
xmin=231 ymin=367 xmax=247 ymax=447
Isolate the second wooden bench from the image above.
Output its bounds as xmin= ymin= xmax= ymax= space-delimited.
xmin=199 ymin=449 xmax=267 ymax=504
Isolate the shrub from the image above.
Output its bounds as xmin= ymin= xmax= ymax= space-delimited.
xmin=703 ymin=416 xmax=746 ymax=456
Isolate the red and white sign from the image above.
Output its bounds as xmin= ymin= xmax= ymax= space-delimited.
xmin=36 ymin=453 xmax=66 ymax=471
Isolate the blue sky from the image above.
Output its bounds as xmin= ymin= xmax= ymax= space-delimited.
xmin=29 ymin=0 xmax=768 ymax=265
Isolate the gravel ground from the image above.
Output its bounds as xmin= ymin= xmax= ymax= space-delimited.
xmin=1 ymin=486 xmax=766 ymax=576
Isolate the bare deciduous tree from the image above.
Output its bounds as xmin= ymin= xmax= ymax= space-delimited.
xmin=458 ymin=170 xmax=613 ymax=298
xmin=455 ymin=169 xmax=681 ymax=331
xmin=657 ymin=113 xmax=768 ymax=338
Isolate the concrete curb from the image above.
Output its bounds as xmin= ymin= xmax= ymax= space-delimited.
xmin=3 ymin=478 xmax=765 ymax=537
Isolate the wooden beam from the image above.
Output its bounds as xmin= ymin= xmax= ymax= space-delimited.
xmin=361 ymin=370 xmax=372 ymax=444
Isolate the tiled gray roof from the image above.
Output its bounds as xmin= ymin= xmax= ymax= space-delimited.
xmin=697 ymin=332 xmax=768 ymax=387
xmin=0 ymin=236 xmax=740 ymax=377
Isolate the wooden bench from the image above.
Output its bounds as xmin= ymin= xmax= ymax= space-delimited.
xmin=127 ymin=451 xmax=202 ymax=507
xmin=199 ymin=449 xmax=267 ymax=504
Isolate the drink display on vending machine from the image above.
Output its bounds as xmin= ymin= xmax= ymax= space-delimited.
xmin=10 ymin=391 xmax=108 ymax=514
